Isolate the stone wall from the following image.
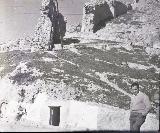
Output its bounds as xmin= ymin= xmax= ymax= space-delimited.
xmin=81 ymin=0 xmax=129 ymax=33
xmin=33 ymin=0 xmax=66 ymax=50
xmin=33 ymin=0 xmax=51 ymax=49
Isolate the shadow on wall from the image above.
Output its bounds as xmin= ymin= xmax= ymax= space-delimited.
xmin=93 ymin=2 xmax=113 ymax=33
xmin=113 ymin=1 xmax=128 ymax=18
xmin=51 ymin=12 xmax=66 ymax=44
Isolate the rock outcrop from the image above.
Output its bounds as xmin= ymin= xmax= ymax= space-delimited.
xmin=81 ymin=0 xmax=129 ymax=33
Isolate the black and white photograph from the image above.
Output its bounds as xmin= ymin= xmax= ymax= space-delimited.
xmin=0 ymin=0 xmax=159 ymax=132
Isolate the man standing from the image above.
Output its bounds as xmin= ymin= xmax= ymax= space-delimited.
xmin=129 ymin=82 xmax=151 ymax=131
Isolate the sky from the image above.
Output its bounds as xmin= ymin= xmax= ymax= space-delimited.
xmin=0 ymin=0 xmax=87 ymax=42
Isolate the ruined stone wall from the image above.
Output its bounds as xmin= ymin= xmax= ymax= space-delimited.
xmin=33 ymin=0 xmax=52 ymax=49
xmin=81 ymin=0 xmax=112 ymax=33
xmin=33 ymin=0 xmax=66 ymax=50
xmin=81 ymin=0 xmax=129 ymax=33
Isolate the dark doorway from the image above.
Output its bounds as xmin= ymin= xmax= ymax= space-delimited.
xmin=49 ymin=106 xmax=61 ymax=126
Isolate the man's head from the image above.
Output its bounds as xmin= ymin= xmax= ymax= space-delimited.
xmin=131 ymin=82 xmax=139 ymax=95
